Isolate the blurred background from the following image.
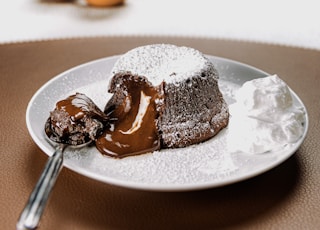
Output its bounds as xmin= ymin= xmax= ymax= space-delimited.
xmin=1 ymin=0 xmax=319 ymax=50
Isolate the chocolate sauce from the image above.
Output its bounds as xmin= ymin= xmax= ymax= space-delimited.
xmin=56 ymin=93 xmax=108 ymax=120
xmin=96 ymin=76 xmax=161 ymax=158
xmin=56 ymin=94 xmax=86 ymax=121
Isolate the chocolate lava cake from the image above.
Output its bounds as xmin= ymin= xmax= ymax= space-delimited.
xmin=46 ymin=44 xmax=229 ymax=158
xmin=98 ymin=44 xmax=229 ymax=153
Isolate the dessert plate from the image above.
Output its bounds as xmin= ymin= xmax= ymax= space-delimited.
xmin=26 ymin=55 xmax=308 ymax=191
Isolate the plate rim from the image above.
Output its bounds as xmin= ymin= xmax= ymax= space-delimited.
xmin=26 ymin=54 xmax=309 ymax=191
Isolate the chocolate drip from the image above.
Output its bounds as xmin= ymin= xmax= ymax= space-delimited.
xmin=96 ymin=74 xmax=161 ymax=158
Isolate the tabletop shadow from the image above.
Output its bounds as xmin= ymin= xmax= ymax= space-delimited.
xmin=26 ymin=145 xmax=302 ymax=230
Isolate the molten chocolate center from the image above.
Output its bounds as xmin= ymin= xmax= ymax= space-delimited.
xmin=96 ymin=77 xmax=161 ymax=158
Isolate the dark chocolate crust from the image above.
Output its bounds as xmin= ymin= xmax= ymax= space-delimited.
xmin=106 ymin=71 xmax=229 ymax=149
xmin=158 ymin=70 xmax=229 ymax=148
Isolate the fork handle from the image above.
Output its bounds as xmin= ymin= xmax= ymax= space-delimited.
xmin=16 ymin=144 xmax=65 ymax=230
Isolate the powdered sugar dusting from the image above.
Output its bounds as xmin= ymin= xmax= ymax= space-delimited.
xmin=62 ymin=74 xmax=306 ymax=189
xmin=111 ymin=44 xmax=225 ymax=149
xmin=112 ymin=44 xmax=214 ymax=86
xmin=29 ymin=55 xmax=307 ymax=190
xmin=65 ymin=125 xmax=238 ymax=186
xmin=63 ymin=79 xmax=239 ymax=186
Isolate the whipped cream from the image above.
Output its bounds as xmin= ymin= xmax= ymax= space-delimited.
xmin=227 ymin=75 xmax=305 ymax=154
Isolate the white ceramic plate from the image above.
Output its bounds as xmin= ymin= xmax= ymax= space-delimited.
xmin=26 ymin=55 xmax=308 ymax=191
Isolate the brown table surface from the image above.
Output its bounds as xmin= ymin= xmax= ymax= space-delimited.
xmin=1 ymin=36 xmax=320 ymax=230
